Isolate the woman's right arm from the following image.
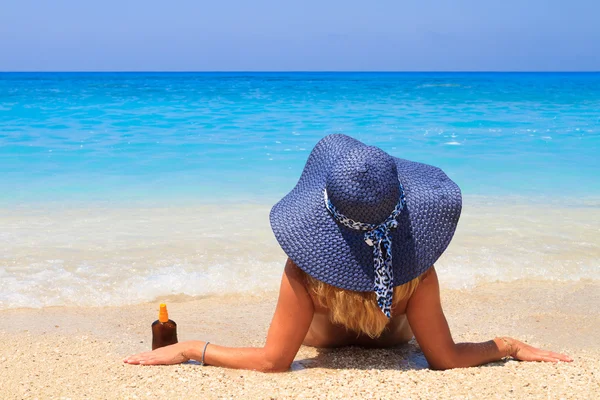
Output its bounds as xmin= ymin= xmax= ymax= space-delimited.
xmin=406 ymin=266 xmax=572 ymax=370
xmin=124 ymin=258 xmax=314 ymax=372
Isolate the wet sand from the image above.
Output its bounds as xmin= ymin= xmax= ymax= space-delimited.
xmin=1 ymin=279 xmax=599 ymax=399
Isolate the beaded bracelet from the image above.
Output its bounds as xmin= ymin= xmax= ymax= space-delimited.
xmin=201 ymin=342 xmax=210 ymax=366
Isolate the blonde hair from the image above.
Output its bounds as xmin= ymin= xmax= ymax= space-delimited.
xmin=303 ymin=271 xmax=424 ymax=338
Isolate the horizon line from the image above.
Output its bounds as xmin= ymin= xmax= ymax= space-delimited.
xmin=1 ymin=70 xmax=600 ymax=74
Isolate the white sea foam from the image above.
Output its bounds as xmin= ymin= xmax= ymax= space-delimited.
xmin=0 ymin=261 xmax=283 ymax=309
xmin=1 ymin=200 xmax=599 ymax=309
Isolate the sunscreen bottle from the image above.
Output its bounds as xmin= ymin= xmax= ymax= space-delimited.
xmin=151 ymin=303 xmax=178 ymax=350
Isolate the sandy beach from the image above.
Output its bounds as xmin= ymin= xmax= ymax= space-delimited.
xmin=2 ymin=279 xmax=598 ymax=399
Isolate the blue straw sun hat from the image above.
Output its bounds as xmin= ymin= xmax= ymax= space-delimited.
xmin=270 ymin=134 xmax=462 ymax=317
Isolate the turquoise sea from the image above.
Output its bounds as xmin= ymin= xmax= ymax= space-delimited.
xmin=2 ymin=72 xmax=599 ymax=205
xmin=1 ymin=72 xmax=599 ymax=309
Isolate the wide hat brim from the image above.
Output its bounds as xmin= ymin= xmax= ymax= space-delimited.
xmin=270 ymin=134 xmax=462 ymax=292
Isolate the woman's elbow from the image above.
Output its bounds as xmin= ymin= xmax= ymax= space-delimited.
xmin=425 ymin=352 xmax=460 ymax=371
xmin=256 ymin=359 xmax=291 ymax=373
xmin=428 ymin=360 xmax=456 ymax=371
xmin=255 ymin=350 xmax=292 ymax=372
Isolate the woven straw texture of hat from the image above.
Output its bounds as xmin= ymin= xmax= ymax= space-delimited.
xmin=270 ymin=134 xmax=462 ymax=291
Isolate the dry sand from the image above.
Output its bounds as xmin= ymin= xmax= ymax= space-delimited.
xmin=1 ymin=279 xmax=599 ymax=399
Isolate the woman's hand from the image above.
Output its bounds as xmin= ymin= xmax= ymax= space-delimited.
xmin=123 ymin=342 xmax=190 ymax=365
xmin=501 ymin=337 xmax=573 ymax=363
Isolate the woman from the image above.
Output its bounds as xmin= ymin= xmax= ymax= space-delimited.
xmin=124 ymin=134 xmax=572 ymax=371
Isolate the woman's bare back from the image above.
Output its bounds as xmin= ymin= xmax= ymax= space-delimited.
xmin=303 ymin=288 xmax=414 ymax=348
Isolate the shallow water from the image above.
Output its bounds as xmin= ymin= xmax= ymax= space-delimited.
xmin=1 ymin=199 xmax=598 ymax=309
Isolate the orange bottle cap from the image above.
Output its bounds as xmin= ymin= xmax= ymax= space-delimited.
xmin=158 ymin=303 xmax=169 ymax=323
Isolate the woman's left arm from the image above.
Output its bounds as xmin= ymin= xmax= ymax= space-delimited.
xmin=123 ymin=258 xmax=314 ymax=372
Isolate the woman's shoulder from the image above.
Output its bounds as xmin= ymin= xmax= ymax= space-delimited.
xmin=284 ymin=258 xmax=307 ymax=282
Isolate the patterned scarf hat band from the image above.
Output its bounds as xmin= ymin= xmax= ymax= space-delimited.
xmin=324 ymin=184 xmax=406 ymax=318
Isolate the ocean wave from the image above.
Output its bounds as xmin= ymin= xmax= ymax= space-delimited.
xmin=1 ymin=202 xmax=598 ymax=309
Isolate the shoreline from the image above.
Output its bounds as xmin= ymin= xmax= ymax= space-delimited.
xmin=2 ymin=193 xmax=600 ymax=211
xmin=2 ymin=279 xmax=599 ymax=399
xmin=2 ymin=199 xmax=599 ymax=310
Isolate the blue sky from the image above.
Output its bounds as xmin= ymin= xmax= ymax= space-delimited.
xmin=1 ymin=0 xmax=598 ymax=71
